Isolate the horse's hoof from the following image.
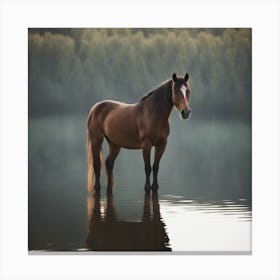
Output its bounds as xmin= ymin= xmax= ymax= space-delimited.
xmin=151 ymin=183 xmax=159 ymax=192
xmin=152 ymin=189 xmax=158 ymax=195
xmin=107 ymin=186 xmax=113 ymax=194
xmin=144 ymin=184 xmax=151 ymax=193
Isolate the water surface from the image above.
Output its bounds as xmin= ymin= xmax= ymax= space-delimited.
xmin=28 ymin=115 xmax=251 ymax=253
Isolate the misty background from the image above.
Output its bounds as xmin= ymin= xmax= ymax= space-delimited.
xmin=29 ymin=28 xmax=251 ymax=120
xmin=28 ymin=28 xmax=251 ymax=250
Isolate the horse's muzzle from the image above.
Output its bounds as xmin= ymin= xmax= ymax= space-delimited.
xmin=181 ymin=108 xmax=192 ymax=119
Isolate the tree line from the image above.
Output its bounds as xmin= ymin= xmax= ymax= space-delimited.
xmin=28 ymin=28 xmax=251 ymax=121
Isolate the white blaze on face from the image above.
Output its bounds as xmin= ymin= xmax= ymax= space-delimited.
xmin=180 ymin=85 xmax=187 ymax=99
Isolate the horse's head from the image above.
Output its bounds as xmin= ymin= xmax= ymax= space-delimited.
xmin=171 ymin=73 xmax=192 ymax=119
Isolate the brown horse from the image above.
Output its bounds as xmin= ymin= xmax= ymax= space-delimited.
xmin=87 ymin=72 xmax=191 ymax=193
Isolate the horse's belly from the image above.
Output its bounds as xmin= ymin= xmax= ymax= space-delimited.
xmin=104 ymin=108 xmax=141 ymax=149
xmin=106 ymin=128 xmax=141 ymax=149
xmin=109 ymin=135 xmax=141 ymax=149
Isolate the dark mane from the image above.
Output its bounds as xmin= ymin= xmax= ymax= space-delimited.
xmin=139 ymin=79 xmax=172 ymax=102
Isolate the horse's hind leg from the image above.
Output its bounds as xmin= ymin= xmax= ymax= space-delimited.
xmin=105 ymin=141 xmax=120 ymax=192
xmin=92 ymin=138 xmax=103 ymax=192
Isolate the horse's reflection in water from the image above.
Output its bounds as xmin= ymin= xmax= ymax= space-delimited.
xmin=86 ymin=193 xmax=171 ymax=251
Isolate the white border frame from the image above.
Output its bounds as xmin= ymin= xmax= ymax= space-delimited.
xmin=1 ymin=0 xmax=279 ymax=279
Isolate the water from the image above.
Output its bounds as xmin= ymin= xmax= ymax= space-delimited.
xmin=28 ymin=115 xmax=251 ymax=253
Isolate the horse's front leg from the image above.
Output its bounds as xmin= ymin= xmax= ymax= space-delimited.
xmin=152 ymin=139 xmax=167 ymax=192
xmin=141 ymin=139 xmax=152 ymax=193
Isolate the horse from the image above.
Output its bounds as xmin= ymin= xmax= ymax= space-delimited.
xmin=87 ymin=72 xmax=192 ymax=194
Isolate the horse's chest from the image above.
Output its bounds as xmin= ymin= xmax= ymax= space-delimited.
xmin=146 ymin=120 xmax=170 ymax=145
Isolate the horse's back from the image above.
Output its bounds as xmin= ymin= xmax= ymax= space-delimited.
xmin=88 ymin=100 xmax=124 ymax=125
xmin=89 ymin=100 xmax=124 ymax=116
xmin=88 ymin=100 xmax=141 ymax=149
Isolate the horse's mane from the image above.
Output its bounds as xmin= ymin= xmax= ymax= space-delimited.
xmin=139 ymin=79 xmax=172 ymax=102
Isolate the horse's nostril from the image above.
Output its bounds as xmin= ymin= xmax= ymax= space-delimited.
xmin=181 ymin=108 xmax=192 ymax=119
xmin=181 ymin=109 xmax=188 ymax=119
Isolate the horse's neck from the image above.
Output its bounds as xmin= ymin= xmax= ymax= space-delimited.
xmin=147 ymin=83 xmax=173 ymax=119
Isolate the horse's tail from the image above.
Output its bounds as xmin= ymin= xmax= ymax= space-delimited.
xmin=87 ymin=130 xmax=103 ymax=194
xmin=99 ymin=147 xmax=104 ymax=177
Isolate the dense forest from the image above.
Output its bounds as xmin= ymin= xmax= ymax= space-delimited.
xmin=28 ymin=28 xmax=251 ymax=121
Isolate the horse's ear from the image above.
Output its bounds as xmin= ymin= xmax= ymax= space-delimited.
xmin=172 ymin=73 xmax=177 ymax=82
xmin=184 ymin=73 xmax=189 ymax=81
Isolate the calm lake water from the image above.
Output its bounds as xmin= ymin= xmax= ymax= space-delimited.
xmin=28 ymin=114 xmax=251 ymax=253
